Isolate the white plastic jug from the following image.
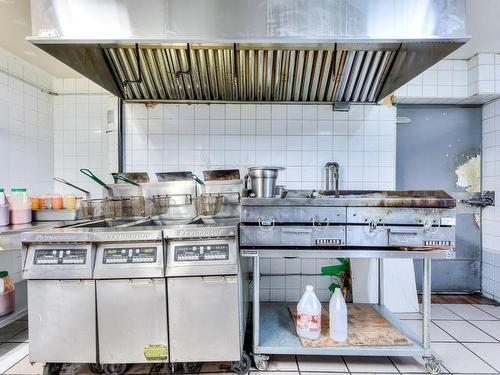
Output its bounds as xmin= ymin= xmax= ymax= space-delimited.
xmin=0 ymin=188 xmax=9 ymax=226
xmin=296 ymin=285 xmax=321 ymax=340
xmin=329 ymin=288 xmax=348 ymax=342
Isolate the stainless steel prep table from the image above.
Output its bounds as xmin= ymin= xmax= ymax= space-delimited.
xmin=241 ymin=247 xmax=453 ymax=373
xmin=240 ymin=190 xmax=457 ymax=375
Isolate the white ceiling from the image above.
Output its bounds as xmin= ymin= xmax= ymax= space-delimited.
xmin=448 ymin=0 xmax=500 ymax=59
xmin=0 ymin=0 xmax=498 ymax=79
xmin=0 ymin=0 xmax=78 ymax=78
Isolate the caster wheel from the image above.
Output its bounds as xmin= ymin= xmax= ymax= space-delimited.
xmin=231 ymin=352 xmax=251 ymax=374
xmin=103 ymin=363 xmax=127 ymax=375
xmin=88 ymin=363 xmax=104 ymax=374
xmin=425 ymin=357 xmax=442 ymax=375
xmin=43 ymin=363 xmax=63 ymax=375
xmin=182 ymin=362 xmax=201 ymax=373
xmin=253 ymin=355 xmax=269 ymax=371
xmin=165 ymin=363 xmax=183 ymax=374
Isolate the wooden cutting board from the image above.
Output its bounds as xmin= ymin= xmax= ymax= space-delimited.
xmin=288 ymin=303 xmax=412 ymax=347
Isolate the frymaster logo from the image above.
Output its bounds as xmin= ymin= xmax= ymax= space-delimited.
xmin=177 ymin=228 xmax=225 ymax=237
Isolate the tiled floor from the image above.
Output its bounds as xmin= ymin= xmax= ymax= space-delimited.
xmin=1 ymin=304 xmax=500 ymax=375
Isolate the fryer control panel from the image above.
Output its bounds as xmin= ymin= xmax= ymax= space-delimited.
xmin=174 ymin=244 xmax=229 ymax=261
xmin=33 ymin=249 xmax=87 ymax=265
xmin=103 ymin=247 xmax=157 ymax=264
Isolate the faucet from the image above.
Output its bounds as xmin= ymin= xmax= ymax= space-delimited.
xmin=325 ymin=162 xmax=340 ymax=198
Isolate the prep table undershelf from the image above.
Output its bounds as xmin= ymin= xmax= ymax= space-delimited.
xmin=0 ymin=280 xmax=27 ymax=329
xmin=245 ymin=246 xmax=448 ymax=373
xmin=256 ymin=302 xmax=425 ymax=357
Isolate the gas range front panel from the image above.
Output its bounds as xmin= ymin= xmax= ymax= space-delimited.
xmin=23 ymin=244 xmax=94 ymax=279
xmin=174 ymin=244 xmax=229 ymax=261
xmin=93 ymin=242 xmax=164 ymax=279
xmin=166 ymin=239 xmax=237 ymax=277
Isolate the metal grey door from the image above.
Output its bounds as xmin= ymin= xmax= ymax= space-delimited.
xmin=396 ymin=105 xmax=482 ymax=292
xmin=167 ymin=276 xmax=241 ymax=362
xmin=96 ymin=278 xmax=168 ymax=363
xmin=28 ymin=280 xmax=97 ymax=363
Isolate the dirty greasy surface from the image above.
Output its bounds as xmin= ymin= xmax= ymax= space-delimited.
xmin=242 ymin=190 xmax=456 ymax=208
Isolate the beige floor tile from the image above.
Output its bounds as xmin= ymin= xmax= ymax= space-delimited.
xmin=432 ymin=342 xmax=496 ymax=374
xmin=266 ymin=355 xmax=297 ymax=371
xmin=473 ymin=304 xmax=500 ymax=319
xmin=469 ymin=320 xmax=500 ymax=340
xmin=0 ymin=343 xmax=29 ymax=373
xmin=403 ymin=320 xmax=456 ymax=342
xmin=419 ymin=304 xmax=462 ymax=320
xmin=343 ymin=356 xmax=397 ymax=373
xmin=442 ymin=304 xmax=498 ymax=321
xmin=4 ymin=355 xmax=43 ymax=374
xmin=297 ymin=355 xmax=347 ymax=372
xmin=434 ymin=320 xmax=497 ymax=342
xmin=465 ymin=343 xmax=500 ymax=373
xmin=391 ymin=356 xmax=449 ymax=374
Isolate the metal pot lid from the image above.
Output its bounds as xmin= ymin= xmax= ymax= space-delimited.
xmin=247 ymin=166 xmax=285 ymax=171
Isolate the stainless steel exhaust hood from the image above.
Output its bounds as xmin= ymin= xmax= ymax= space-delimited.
xmin=29 ymin=0 xmax=468 ymax=103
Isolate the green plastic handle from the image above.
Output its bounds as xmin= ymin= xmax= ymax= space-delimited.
xmin=80 ymin=169 xmax=112 ymax=191
xmin=187 ymin=172 xmax=205 ymax=185
xmin=114 ymin=175 xmax=140 ymax=187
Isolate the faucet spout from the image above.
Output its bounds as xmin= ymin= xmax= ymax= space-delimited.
xmin=325 ymin=162 xmax=340 ymax=198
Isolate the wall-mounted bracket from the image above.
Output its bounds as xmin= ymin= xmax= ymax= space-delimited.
xmin=462 ymin=191 xmax=495 ymax=208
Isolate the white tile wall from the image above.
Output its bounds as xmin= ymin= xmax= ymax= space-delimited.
xmin=396 ymin=54 xmax=500 ymax=105
xmin=124 ymin=102 xmax=397 ymax=301
xmin=0 ymin=47 xmax=54 ymax=193
xmin=395 ymin=59 xmax=468 ymax=104
xmin=124 ymin=103 xmax=396 ymax=191
xmin=482 ymin=98 xmax=500 ymax=303
xmin=468 ymin=53 xmax=500 ymax=96
xmin=52 ymin=78 xmax=118 ymax=197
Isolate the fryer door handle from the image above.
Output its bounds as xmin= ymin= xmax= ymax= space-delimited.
xmin=281 ymin=228 xmax=312 ymax=234
xmin=202 ymin=276 xmax=226 ymax=284
xmin=389 ymin=228 xmax=422 ymax=235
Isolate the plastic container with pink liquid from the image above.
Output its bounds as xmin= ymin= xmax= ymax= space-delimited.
xmin=8 ymin=188 xmax=32 ymax=225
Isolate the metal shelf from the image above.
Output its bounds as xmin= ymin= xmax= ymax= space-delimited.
xmin=255 ymin=302 xmax=429 ymax=357
xmin=241 ymin=247 xmax=454 ymax=260
xmin=250 ymin=253 xmax=440 ymax=373
xmin=0 ymin=280 xmax=27 ymax=329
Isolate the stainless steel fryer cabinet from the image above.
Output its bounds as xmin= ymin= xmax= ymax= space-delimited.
xmin=167 ymin=275 xmax=241 ymax=362
xmin=93 ymin=240 xmax=168 ymax=365
xmin=96 ymin=278 xmax=168 ymax=363
xmin=23 ymin=243 xmax=97 ymax=364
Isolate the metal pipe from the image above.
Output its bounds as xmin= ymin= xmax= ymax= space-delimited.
xmin=324 ymin=162 xmax=340 ymax=197
xmin=122 ymin=43 xmax=143 ymax=94
xmin=118 ymin=99 xmax=125 ymax=172
xmin=253 ymin=256 xmax=260 ymax=348
xmin=422 ymin=259 xmax=431 ymax=350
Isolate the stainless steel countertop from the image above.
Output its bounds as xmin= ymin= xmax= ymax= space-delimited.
xmin=0 ymin=220 xmax=89 ymax=251
xmin=0 ymin=221 xmax=66 ymax=235
xmin=241 ymin=190 xmax=456 ymax=208
xmin=20 ymin=216 xmax=240 ymax=243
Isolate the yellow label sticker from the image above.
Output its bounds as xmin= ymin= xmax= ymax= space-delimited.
xmin=144 ymin=344 xmax=168 ymax=361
